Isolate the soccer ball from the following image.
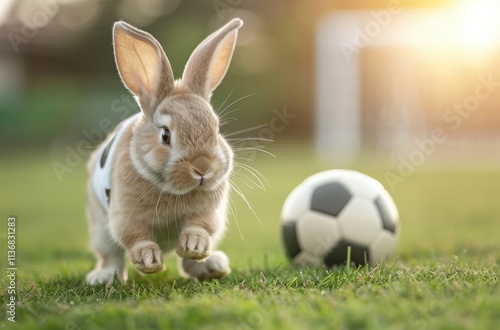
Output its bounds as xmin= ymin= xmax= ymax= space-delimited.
xmin=281 ymin=170 xmax=400 ymax=268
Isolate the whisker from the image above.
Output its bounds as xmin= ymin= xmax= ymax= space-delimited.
xmin=219 ymin=104 xmax=252 ymax=121
xmin=218 ymin=92 xmax=258 ymax=117
xmin=234 ymin=144 xmax=265 ymax=150
xmin=233 ymin=155 xmax=256 ymax=162
xmin=232 ymin=165 xmax=267 ymax=190
xmin=231 ymin=171 xmax=258 ymax=190
xmin=216 ymin=79 xmax=239 ymax=114
xmin=229 ymin=179 xmax=263 ymax=227
xmin=219 ymin=118 xmax=238 ymax=128
xmin=224 ymin=123 xmax=269 ymax=138
xmin=227 ymin=137 xmax=274 ymax=143
xmin=235 ymin=162 xmax=271 ymax=188
xmin=237 ymin=163 xmax=271 ymax=187
xmin=233 ymin=147 xmax=276 ymax=158
xmin=227 ymin=187 xmax=244 ymax=240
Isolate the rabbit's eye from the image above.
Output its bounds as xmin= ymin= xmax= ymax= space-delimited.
xmin=161 ymin=128 xmax=171 ymax=145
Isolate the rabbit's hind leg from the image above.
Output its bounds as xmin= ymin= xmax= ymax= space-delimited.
xmin=85 ymin=185 xmax=126 ymax=286
xmin=178 ymin=250 xmax=230 ymax=281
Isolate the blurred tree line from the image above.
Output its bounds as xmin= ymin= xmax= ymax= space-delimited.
xmin=0 ymin=0 xmax=449 ymax=152
xmin=0 ymin=0 xmax=325 ymax=152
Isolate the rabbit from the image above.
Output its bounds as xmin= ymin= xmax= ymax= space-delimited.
xmin=85 ymin=18 xmax=243 ymax=285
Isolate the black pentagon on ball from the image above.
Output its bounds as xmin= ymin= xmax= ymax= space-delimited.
xmin=375 ymin=196 xmax=396 ymax=233
xmin=282 ymin=221 xmax=301 ymax=260
xmin=323 ymin=239 xmax=370 ymax=267
xmin=310 ymin=182 xmax=352 ymax=217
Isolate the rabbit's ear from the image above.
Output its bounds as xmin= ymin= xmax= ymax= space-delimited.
xmin=113 ymin=21 xmax=174 ymax=114
xmin=182 ymin=18 xmax=243 ymax=100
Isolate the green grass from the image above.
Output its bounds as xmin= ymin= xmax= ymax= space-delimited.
xmin=0 ymin=143 xmax=499 ymax=329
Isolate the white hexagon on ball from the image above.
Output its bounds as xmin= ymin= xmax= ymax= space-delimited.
xmin=337 ymin=198 xmax=382 ymax=246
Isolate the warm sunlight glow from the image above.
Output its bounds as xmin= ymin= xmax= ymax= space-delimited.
xmin=457 ymin=0 xmax=500 ymax=47
xmin=0 ymin=0 xmax=14 ymax=26
xmin=449 ymin=0 xmax=500 ymax=66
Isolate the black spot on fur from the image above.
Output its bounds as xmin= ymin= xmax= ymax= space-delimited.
xmin=100 ymin=136 xmax=116 ymax=168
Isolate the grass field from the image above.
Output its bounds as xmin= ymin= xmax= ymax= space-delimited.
xmin=0 ymin=143 xmax=499 ymax=329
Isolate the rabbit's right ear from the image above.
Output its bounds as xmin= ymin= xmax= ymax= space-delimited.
xmin=113 ymin=21 xmax=174 ymax=115
xmin=182 ymin=18 xmax=243 ymax=101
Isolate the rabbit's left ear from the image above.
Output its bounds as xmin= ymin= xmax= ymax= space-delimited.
xmin=182 ymin=18 xmax=243 ymax=100
xmin=113 ymin=21 xmax=174 ymax=114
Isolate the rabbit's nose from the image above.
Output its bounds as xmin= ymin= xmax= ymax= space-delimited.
xmin=192 ymin=155 xmax=212 ymax=176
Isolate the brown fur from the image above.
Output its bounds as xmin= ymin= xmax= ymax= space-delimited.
xmin=85 ymin=18 xmax=243 ymax=285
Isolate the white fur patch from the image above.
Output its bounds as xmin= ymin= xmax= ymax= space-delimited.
xmin=91 ymin=113 xmax=139 ymax=210
xmin=203 ymin=171 xmax=214 ymax=179
xmin=191 ymin=171 xmax=213 ymax=180
xmin=144 ymin=150 xmax=159 ymax=171
xmin=154 ymin=113 xmax=172 ymax=128
xmin=169 ymin=145 xmax=186 ymax=164
xmin=129 ymin=138 xmax=159 ymax=184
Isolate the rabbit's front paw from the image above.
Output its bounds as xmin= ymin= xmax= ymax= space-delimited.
xmin=176 ymin=227 xmax=211 ymax=260
xmin=129 ymin=241 xmax=165 ymax=274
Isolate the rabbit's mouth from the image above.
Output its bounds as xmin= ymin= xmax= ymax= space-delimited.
xmin=157 ymin=153 xmax=231 ymax=195
xmin=194 ymin=177 xmax=219 ymax=192
xmin=158 ymin=181 xmax=195 ymax=195
xmin=192 ymin=167 xmax=215 ymax=187
xmin=157 ymin=171 xmax=221 ymax=195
